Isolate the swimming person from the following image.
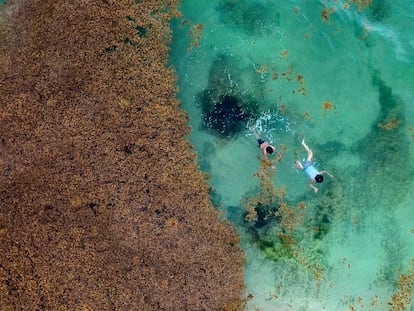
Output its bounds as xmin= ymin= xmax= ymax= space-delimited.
xmin=252 ymin=127 xmax=276 ymax=159
xmin=295 ymin=139 xmax=333 ymax=193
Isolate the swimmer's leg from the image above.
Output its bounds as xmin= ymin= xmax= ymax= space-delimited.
xmin=301 ymin=139 xmax=313 ymax=161
xmin=295 ymin=161 xmax=304 ymax=170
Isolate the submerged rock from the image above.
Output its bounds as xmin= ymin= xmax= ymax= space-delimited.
xmin=217 ymin=0 xmax=280 ymax=36
xmin=204 ymin=95 xmax=249 ymax=136
xmin=196 ymin=55 xmax=259 ymax=137
xmin=353 ymin=71 xmax=413 ymax=209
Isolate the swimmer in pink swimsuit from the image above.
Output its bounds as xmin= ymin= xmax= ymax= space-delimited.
xmin=252 ymin=127 xmax=276 ymax=159
xmin=295 ymin=139 xmax=333 ymax=193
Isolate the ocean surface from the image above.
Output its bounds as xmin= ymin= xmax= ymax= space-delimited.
xmin=170 ymin=1 xmax=414 ymax=310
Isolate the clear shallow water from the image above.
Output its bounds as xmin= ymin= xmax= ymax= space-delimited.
xmin=170 ymin=1 xmax=414 ymax=310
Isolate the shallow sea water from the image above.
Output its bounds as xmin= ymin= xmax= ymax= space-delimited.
xmin=170 ymin=1 xmax=414 ymax=310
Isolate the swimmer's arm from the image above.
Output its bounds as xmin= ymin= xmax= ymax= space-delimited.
xmin=308 ymin=181 xmax=319 ymax=193
xmin=320 ymin=170 xmax=334 ymax=178
xmin=251 ymin=127 xmax=260 ymax=139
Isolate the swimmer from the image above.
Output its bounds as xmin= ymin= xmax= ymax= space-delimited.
xmin=252 ymin=127 xmax=276 ymax=159
xmin=295 ymin=139 xmax=333 ymax=193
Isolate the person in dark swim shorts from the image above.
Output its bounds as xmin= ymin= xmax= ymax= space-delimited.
xmin=295 ymin=139 xmax=333 ymax=193
xmin=253 ymin=130 xmax=276 ymax=159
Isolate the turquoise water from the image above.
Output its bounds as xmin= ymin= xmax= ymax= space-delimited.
xmin=170 ymin=1 xmax=414 ymax=310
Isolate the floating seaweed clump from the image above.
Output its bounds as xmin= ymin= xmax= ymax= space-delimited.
xmin=188 ymin=23 xmax=203 ymax=50
xmin=378 ymin=117 xmax=399 ymax=130
xmin=387 ymin=259 xmax=414 ymax=311
xmin=349 ymin=0 xmax=373 ymax=11
xmin=321 ymin=7 xmax=336 ymax=23
xmin=322 ymin=101 xmax=334 ymax=112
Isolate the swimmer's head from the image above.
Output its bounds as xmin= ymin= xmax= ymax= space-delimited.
xmin=315 ymin=174 xmax=324 ymax=183
xmin=266 ymin=146 xmax=274 ymax=154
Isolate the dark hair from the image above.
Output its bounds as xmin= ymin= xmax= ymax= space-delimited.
xmin=315 ymin=174 xmax=324 ymax=183
xmin=266 ymin=146 xmax=274 ymax=154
